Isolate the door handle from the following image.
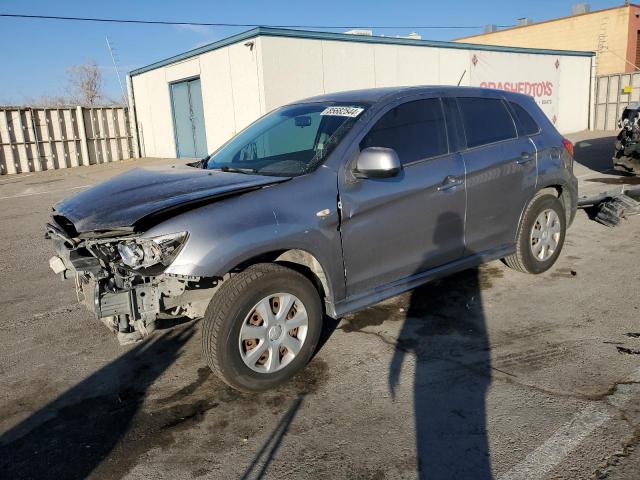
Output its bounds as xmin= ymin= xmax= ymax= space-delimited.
xmin=437 ymin=175 xmax=463 ymax=192
xmin=516 ymin=152 xmax=534 ymax=165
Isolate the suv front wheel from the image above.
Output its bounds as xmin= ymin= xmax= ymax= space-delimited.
xmin=503 ymin=192 xmax=567 ymax=274
xmin=202 ymin=263 xmax=323 ymax=392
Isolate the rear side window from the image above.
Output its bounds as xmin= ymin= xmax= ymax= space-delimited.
xmin=509 ymin=101 xmax=540 ymax=136
xmin=360 ymin=98 xmax=448 ymax=164
xmin=457 ymin=97 xmax=517 ymax=148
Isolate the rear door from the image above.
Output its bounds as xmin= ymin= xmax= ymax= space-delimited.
xmin=507 ymin=98 xmax=561 ymax=182
xmin=457 ymin=96 xmax=537 ymax=253
xmin=339 ymin=97 xmax=466 ymax=297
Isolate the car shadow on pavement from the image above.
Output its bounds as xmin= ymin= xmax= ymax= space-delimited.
xmin=0 ymin=324 xmax=195 ymax=480
xmin=389 ymin=213 xmax=493 ymax=479
xmin=573 ymin=135 xmax=617 ymax=173
xmin=240 ymin=394 xmax=306 ymax=480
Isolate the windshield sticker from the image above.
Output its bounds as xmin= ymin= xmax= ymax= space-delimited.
xmin=320 ymin=106 xmax=364 ymax=118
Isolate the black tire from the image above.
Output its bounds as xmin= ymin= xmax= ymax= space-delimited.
xmin=503 ymin=192 xmax=566 ymax=274
xmin=202 ymin=263 xmax=323 ymax=392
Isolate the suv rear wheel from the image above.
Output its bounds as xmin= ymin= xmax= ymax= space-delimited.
xmin=503 ymin=192 xmax=566 ymax=274
xmin=202 ymin=263 xmax=322 ymax=392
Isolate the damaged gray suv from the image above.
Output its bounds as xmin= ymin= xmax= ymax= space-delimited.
xmin=46 ymin=86 xmax=577 ymax=391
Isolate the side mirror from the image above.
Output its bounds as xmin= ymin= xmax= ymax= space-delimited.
xmin=355 ymin=147 xmax=402 ymax=179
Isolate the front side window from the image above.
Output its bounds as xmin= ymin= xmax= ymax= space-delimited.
xmin=360 ymin=98 xmax=448 ymax=165
xmin=205 ymin=103 xmax=368 ymax=176
xmin=457 ymin=97 xmax=517 ymax=148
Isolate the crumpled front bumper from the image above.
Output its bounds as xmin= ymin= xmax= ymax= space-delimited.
xmin=76 ymin=276 xmax=160 ymax=326
xmin=48 ymin=251 xmax=163 ymax=344
xmin=46 ymin=219 xmax=214 ymax=344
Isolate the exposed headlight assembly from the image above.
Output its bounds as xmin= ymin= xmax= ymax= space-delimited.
xmin=117 ymin=232 xmax=188 ymax=269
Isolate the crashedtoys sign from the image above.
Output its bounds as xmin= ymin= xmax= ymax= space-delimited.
xmin=470 ymin=51 xmax=562 ymax=125
xmin=479 ymin=81 xmax=554 ymax=99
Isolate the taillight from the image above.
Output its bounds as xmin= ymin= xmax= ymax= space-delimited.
xmin=561 ymin=138 xmax=574 ymax=172
xmin=562 ymin=138 xmax=574 ymax=157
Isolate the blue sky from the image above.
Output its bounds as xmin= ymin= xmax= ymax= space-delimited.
xmin=0 ymin=0 xmax=623 ymax=104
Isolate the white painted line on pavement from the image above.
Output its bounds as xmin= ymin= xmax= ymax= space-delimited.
xmin=498 ymin=368 xmax=640 ymax=480
xmin=0 ymin=185 xmax=92 ymax=201
xmin=498 ymin=404 xmax=612 ymax=480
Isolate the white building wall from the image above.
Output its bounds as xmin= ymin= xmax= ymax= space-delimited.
xmin=556 ymin=56 xmax=593 ymax=134
xmin=130 ymin=34 xmax=593 ymax=158
xmin=321 ymin=40 xmax=377 ymax=92
xmin=259 ymin=36 xmax=590 ymax=134
xmin=130 ymin=39 xmax=265 ymax=158
xmin=198 ymin=39 xmax=265 ymax=150
xmin=225 ymin=40 xmax=265 ymax=131
xmin=198 ymin=48 xmax=236 ymax=152
xmin=260 ymin=38 xmax=325 ymax=111
xmin=131 ymin=68 xmax=174 ymax=158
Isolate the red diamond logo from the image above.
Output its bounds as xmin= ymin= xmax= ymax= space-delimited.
xmin=472 ymin=54 xmax=478 ymax=66
xmin=555 ymin=59 xmax=560 ymax=69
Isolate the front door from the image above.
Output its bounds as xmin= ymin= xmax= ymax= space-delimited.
xmin=457 ymin=96 xmax=537 ymax=253
xmin=339 ymin=97 xmax=467 ymax=298
xmin=170 ymin=78 xmax=208 ymax=158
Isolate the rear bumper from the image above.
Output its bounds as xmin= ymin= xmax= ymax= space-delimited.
xmin=568 ymin=175 xmax=578 ymax=226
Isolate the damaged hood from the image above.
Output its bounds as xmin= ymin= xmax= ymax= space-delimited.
xmin=54 ymin=164 xmax=289 ymax=233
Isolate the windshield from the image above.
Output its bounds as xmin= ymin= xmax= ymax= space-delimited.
xmin=205 ymin=103 xmax=368 ymax=176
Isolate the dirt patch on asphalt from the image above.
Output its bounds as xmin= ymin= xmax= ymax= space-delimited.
xmin=0 ymin=325 xmax=329 ymax=480
xmin=585 ymin=176 xmax=640 ymax=185
xmin=340 ymin=264 xmax=505 ymax=334
xmin=341 ymin=303 xmax=404 ymax=332
xmin=550 ymin=268 xmax=578 ymax=279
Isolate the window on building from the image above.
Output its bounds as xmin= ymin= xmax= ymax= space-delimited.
xmin=360 ymin=98 xmax=448 ymax=164
xmin=457 ymin=97 xmax=517 ymax=148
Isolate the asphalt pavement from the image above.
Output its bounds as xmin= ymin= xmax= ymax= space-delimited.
xmin=0 ymin=131 xmax=639 ymax=479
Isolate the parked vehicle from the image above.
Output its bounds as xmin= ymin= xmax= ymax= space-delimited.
xmin=613 ymin=103 xmax=640 ymax=174
xmin=46 ymin=86 xmax=577 ymax=392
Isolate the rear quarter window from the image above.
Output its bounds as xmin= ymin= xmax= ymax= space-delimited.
xmin=509 ymin=101 xmax=541 ymax=136
xmin=457 ymin=97 xmax=517 ymax=148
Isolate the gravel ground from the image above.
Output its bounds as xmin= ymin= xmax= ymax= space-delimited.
xmin=0 ymin=131 xmax=639 ymax=479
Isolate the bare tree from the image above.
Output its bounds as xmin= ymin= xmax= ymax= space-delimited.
xmin=66 ymin=60 xmax=106 ymax=106
xmin=3 ymin=60 xmax=121 ymax=108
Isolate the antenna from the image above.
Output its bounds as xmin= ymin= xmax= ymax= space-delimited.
xmin=457 ymin=69 xmax=467 ymax=86
xmin=106 ymin=36 xmax=128 ymax=106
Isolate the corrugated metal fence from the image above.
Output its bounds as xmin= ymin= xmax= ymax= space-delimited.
xmin=594 ymin=72 xmax=640 ymax=131
xmin=0 ymin=106 xmax=136 ymax=175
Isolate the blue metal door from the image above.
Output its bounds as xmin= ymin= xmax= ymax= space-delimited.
xmin=170 ymin=78 xmax=208 ymax=158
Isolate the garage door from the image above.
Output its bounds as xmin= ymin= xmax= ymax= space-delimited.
xmin=170 ymin=78 xmax=208 ymax=158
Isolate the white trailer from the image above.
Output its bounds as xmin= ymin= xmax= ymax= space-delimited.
xmin=128 ymin=27 xmax=594 ymax=159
